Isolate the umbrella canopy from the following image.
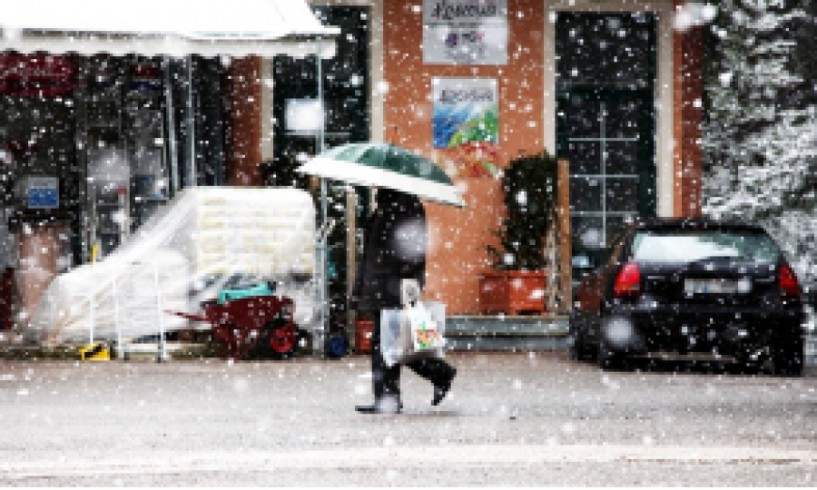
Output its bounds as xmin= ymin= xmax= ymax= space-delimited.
xmin=0 ymin=0 xmax=338 ymax=58
xmin=297 ymin=143 xmax=466 ymax=208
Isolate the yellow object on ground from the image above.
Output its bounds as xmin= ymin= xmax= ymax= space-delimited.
xmin=80 ymin=342 xmax=110 ymax=361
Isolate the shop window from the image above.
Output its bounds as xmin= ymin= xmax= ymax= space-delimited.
xmin=270 ymin=6 xmax=370 ymax=186
xmin=0 ymin=53 xmax=78 ymax=270
xmin=76 ymin=55 xmax=227 ymax=260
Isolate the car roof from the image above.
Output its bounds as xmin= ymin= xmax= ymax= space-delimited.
xmin=631 ymin=217 xmax=767 ymax=233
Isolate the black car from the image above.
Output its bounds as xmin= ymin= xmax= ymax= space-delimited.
xmin=569 ymin=218 xmax=805 ymax=375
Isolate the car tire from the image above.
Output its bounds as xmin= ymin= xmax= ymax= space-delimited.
xmin=773 ymin=340 xmax=804 ymax=377
xmin=597 ymin=338 xmax=627 ymax=371
xmin=568 ymin=313 xmax=588 ymax=361
xmin=569 ymin=332 xmax=585 ymax=361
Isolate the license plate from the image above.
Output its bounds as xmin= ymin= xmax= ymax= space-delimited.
xmin=684 ymin=278 xmax=739 ymax=295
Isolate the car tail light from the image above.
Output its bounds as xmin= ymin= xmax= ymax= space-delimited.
xmin=614 ymin=263 xmax=641 ymax=299
xmin=779 ymin=263 xmax=800 ymax=298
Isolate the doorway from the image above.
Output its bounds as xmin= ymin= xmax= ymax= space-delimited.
xmin=556 ymin=12 xmax=657 ymax=270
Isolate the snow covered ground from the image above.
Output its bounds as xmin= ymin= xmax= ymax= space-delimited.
xmin=1 ymin=352 xmax=815 ymax=486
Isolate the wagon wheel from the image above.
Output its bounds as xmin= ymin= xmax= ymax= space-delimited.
xmin=262 ymin=319 xmax=298 ymax=359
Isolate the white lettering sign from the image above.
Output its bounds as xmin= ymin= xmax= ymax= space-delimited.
xmin=423 ymin=0 xmax=508 ymax=65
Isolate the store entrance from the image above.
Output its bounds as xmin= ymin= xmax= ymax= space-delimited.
xmin=555 ymin=11 xmax=657 ymax=272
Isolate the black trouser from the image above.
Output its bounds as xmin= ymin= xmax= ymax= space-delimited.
xmin=369 ymin=312 xmax=456 ymax=401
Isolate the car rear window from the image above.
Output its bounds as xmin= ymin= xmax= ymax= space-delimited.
xmin=631 ymin=229 xmax=780 ymax=264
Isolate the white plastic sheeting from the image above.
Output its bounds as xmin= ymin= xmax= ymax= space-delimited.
xmin=27 ymin=187 xmax=317 ymax=344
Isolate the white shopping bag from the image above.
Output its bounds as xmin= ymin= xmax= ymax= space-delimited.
xmin=380 ymin=301 xmax=446 ymax=367
xmin=406 ymin=302 xmax=445 ymax=352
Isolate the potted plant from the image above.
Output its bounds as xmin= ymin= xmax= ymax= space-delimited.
xmin=480 ymin=150 xmax=559 ymax=315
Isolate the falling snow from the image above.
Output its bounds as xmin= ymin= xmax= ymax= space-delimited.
xmin=0 ymin=1 xmax=816 ymax=486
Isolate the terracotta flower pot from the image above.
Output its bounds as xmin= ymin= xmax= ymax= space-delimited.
xmin=478 ymin=270 xmax=547 ymax=315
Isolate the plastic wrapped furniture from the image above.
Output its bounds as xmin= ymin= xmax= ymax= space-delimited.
xmin=27 ymin=187 xmax=317 ymax=345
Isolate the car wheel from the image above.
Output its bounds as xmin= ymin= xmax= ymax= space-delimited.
xmin=728 ymin=358 xmax=760 ymax=376
xmin=569 ymin=331 xmax=584 ymax=361
xmin=568 ymin=313 xmax=587 ymax=361
xmin=597 ymin=338 xmax=627 ymax=371
xmin=773 ymin=340 xmax=804 ymax=377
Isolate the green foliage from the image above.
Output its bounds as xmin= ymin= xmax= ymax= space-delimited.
xmin=487 ymin=150 xmax=558 ymax=271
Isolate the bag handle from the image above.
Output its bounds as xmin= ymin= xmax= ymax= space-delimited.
xmin=400 ymin=278 xmax=421 ymax=307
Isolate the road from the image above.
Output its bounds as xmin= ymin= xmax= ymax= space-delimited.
xmin=1 ymin=352 xmax=816 ymax=486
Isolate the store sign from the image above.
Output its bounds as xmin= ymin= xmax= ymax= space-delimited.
xmin=0 ymin=55 xmax=76 ymax=97
xmin=423 ymin=0 xmax=508 ymax=65
xmin=432 ymin=77 xmax=499 ymax=178
xmin=25 ymin=176 xmax=59 ymax=209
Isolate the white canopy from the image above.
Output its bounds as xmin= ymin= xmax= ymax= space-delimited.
xmin=0 ymin=0 xmax=338 ymax=58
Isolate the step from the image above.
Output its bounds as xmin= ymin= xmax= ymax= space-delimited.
xmin=446 ymin=315 xmax=569 ymax=337
xmin=121 ymin=342 xmax=213 ymax=361
xmin=447 ymin=335 xmax=569 ymax=352
xmin=445 ymin=315 xmax=569 ymax=352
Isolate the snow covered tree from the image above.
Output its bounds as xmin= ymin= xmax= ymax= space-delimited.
xmin=702 ymin=0 xmax=817 ymax=282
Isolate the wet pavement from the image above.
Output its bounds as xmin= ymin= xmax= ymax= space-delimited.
xmin=1 ymin=352 xmax=816 ymax=486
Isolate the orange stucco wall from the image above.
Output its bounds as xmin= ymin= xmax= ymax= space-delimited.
xmin=383 ymin=1 xmax=546 ymax=314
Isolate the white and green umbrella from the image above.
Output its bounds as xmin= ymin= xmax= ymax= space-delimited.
xmin=297 ymin=143 xmax=466 ymax=208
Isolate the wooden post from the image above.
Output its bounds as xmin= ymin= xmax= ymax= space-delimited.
xmin=545 ymin=225 xmax=558 ymax=314
xmin=346 ymin=187 xmax=357 ymax=347
xmin=557 ymin=159 xmax=572 ymax=313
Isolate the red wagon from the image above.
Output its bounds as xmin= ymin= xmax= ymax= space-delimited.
xmin=170 ymin=295 xmax=299 ymax=360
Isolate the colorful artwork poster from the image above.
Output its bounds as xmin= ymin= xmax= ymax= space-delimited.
xmin=423 ymin=0 xmax=508 ymax=65
xmin=432 ymin=77 xmax=499 ymax=178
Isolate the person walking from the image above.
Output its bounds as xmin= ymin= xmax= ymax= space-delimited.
xmin=353 ymin=188 xmax=457 ymax=414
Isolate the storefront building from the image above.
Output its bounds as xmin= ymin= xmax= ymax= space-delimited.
xmin=0 ymin=54 xmax=255 ymax=326
xmin=0 ymin=0 xmax=703 ymax=330
xmin=312 ymin=0 xmax=701 ymax=315
xmin=222 ymin=0 xmax=703 ymax=316
xmin=0 ymin=1 xmax=337 ymax=330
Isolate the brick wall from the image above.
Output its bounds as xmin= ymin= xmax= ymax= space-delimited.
xmin=673 ymin=2 xmax=704 ymax=217
xmin=226 ymin=56 xmax=263 ymax=187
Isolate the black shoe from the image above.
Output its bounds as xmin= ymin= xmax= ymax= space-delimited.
xmin=355 ymin=398 xmax=402 ymax=414
xmin=432 ymin=368 xmax=457 ymax=406
xmin=355 ymin=404 xmax=380 ymax=414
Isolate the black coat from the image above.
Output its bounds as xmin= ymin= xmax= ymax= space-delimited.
xmin=353 ymin=189 xmax=427 ymax=313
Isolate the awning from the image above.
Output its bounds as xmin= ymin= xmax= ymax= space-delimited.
xmin=0 ymin=0 xmax=339 ymax=58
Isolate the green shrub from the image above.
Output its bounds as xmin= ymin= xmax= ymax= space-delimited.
xmin=487 ymin=150 xmax=559 ymax=270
